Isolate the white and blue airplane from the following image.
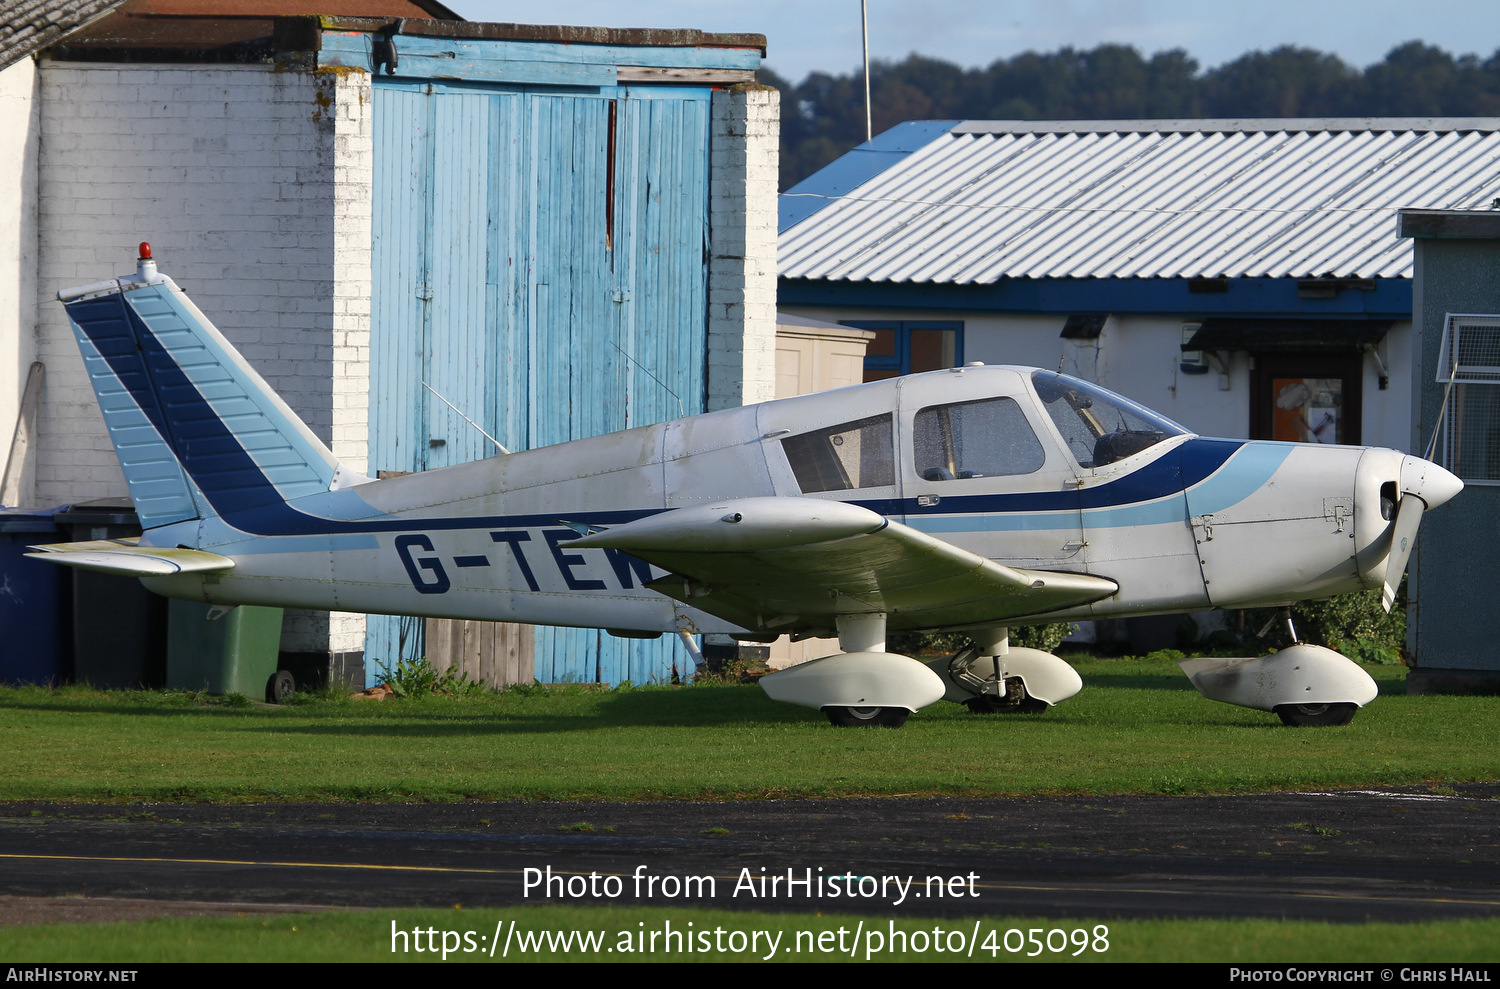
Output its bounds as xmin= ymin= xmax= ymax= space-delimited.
xmin=32 ymin=246 xmax=1462 ymax=727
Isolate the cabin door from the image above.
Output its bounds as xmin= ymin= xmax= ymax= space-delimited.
xmin=895 ymin=370 xmax=1088 ymax=569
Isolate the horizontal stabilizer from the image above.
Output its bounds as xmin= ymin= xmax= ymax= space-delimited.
xmin=26 ymin=540 xmax=235 ymax=577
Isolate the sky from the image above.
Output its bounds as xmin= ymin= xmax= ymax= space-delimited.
xmin=444 ymin=1 xmax=1494 ymax=84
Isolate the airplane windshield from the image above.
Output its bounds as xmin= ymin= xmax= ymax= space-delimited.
xmin=1031 ymin=371 xmax=1188 ymax=468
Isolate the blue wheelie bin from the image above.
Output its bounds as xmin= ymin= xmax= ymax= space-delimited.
xmin=0 ymin=507 xmax=71 ymax=684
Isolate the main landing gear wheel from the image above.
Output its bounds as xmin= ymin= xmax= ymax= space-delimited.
xmin=825 ymin=706 xmax=910 ymax=728
xmin=1274 ymin=702 xmax=1357 ymax=727
xmin=964 ymin=695 xmax=1048 ymax=714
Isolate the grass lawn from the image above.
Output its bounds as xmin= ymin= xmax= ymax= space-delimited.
xmin=3 ymin=906 xmax=1498 ymax=962
xmin=2 ymin=658 xmax=1497 ymax=964
xmin=0 ymin=657 xmax=1492 ymax=802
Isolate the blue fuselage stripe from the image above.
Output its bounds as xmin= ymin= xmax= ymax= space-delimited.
xmin=71 ymin=293 xmax=1278 ymax=542
xmin=899 ymin=441 xmax=1290 ymax=534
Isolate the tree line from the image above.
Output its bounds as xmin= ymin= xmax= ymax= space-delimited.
xmin=763 ymin=42 xmax=1500 ymax=189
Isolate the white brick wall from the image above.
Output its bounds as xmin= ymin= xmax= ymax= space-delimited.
xmin=0 ymin=58 xmax=40 ymax=508
xmin=328 ymin=68 xmax=372 ymax=479
xmin=36 ymin=62 xmax=372 ymax=654
xmin=706 ymin=84 xmax=780 ymax=411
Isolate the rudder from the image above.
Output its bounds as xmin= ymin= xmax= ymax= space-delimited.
xmin=58 ymin=246 xmax=353 ymax=531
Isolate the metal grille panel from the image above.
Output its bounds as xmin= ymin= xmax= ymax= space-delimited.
xmin=1439 ymin=315 xmax=1500 ymax=482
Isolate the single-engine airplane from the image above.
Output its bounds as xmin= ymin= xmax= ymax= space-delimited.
xmin=32 ymin=247 xmax=1462 ymax=727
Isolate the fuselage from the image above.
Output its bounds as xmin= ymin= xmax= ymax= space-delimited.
xmin=139 ymin=365 xmax=1444 ymax=637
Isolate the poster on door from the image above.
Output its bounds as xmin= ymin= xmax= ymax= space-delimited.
xmin=1272 ymin=378 xmax=1342 ymax=444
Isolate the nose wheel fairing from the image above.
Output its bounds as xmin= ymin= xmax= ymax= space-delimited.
xmin=1178 ymin=644 xmax=1378 ymax=722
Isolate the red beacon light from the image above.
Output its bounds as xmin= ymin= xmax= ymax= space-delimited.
xmin=135 ymin=242 xmax=158 ymax=282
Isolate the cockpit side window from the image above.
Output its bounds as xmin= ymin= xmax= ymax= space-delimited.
xmin=913 ymin=397 xmax=1045 ymax=481
xmin=1031 ymin=371 xmax=1187 ymax=468
xmin=782 ymin=414 xmax=895 ymax=492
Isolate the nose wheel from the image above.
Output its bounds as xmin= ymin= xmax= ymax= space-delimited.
xmin=1180 ymin=646 xmax=1376 ymax=725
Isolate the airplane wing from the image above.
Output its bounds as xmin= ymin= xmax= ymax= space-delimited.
xmin=26 ymin=539 xmax=235 ymax=577
xmin=566 ymin=497 xmax=1116 ymax=634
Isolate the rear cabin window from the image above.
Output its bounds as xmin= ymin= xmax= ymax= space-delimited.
xmin=782 ymin=414 xmax=895 ymax=492
xmin=914 ymin=398 xmax=1046 ymax=480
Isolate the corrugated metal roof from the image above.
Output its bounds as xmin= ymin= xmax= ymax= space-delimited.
xmin=779 ymin=119 xmax=1500 ymax=283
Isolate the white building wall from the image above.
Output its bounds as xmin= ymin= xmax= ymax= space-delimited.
xmin=1078 ymin=315 xmax=1252 ymax=441
xmin=1360 ymin=321 xmax=1413 ymax=453
xmin=0 ymin=57 xmax=39 ymax=507
xmin=36 ymin=62 xmax=373 ymax=654
xmin=707 ymin=83 xmax=778 ymax=410
xmin=781 ymin=307 xmax=1415 ymax=451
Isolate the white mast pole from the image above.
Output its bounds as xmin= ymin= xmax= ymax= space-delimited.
xmin=862 ymin=0 xmax=872 ymax=142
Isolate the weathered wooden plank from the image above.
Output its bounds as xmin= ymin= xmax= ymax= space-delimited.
xmin=320 ymin=30 xmax=761 ymax=74
xmin=616 ymin=67 xmax=756 ymax=84
xmin=312 ymin=16 xmax=764 ymax=54
xmin=2 ymin=362 xmax=44 ymax=508
xmin=426 ymin=618 xmax=535 ymax=687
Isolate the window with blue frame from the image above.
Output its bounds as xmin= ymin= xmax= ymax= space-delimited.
xmin=841 ymin=321 xmax=964 ymax=381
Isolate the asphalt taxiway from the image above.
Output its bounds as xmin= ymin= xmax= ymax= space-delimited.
xmin=2 ymin=785 xmax=1498 ymax=924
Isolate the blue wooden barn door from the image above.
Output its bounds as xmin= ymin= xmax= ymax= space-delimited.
xmin=368 ymin=80 xmax=710 ymax=685
xmin=533 ymin=86 xmax=711 ymax=685
xmin=367 ymin=83 xmax=431 ymax=678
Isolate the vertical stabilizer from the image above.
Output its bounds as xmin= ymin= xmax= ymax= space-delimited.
xmin=58 ymin=245 xmax=351 ymax=531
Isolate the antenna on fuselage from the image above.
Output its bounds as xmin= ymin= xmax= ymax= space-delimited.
xmin=610 ymin=340 xmax=686 ymax=419
xmin=421 ymin=380 xmax=510 ymax=455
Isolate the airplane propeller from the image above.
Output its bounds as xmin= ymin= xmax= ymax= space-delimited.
xmin=1381 ymin=493 xmax=1423 ymax=613
xmin=1380 ymin=455 xmax=1464 ymax=613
